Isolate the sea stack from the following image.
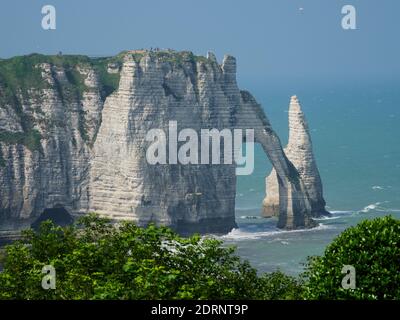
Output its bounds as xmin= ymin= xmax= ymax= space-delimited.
xmin=263 ymin=95 xmax=329 ymax=218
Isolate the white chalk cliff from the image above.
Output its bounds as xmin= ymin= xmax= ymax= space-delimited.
xmin=263 ymin=95 xmax=328 ymax=219
xmin=0 ymin=50 xmax=321 ymax=234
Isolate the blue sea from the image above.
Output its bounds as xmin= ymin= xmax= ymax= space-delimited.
xmin=226 ymin=77 xmax=400 ymax=275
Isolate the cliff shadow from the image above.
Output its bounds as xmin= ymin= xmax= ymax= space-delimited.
xmin=31 ymin=205 xmax=74 ymax=231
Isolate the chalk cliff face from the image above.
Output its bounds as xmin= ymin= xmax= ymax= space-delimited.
xmin=0 ymin=59 xmax=97 ymax=230
xmin=263 ymin=96 xmax=328 ymax=218
xmin=0 ymin=51 xmax=317 ymax=234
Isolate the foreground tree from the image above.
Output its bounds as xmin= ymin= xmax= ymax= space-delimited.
xmin=303 ymin=216 xmax=400 ymax=300
xmin=0 ymin=213 xmax=302 ymax=300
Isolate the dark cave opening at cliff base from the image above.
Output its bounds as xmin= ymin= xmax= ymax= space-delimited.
xmin=31 ymin=206 xmax=74 ymax=231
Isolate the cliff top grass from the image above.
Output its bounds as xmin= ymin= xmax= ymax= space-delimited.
xmin=0 ymin=54 xmax=110 ymax=101
xmin=117 ymin=49 xmax=210 ymax=64
xmin=0 ymin=50 xmax=212 ymax=100
xmin=0 ymin=54 xmax=91 ymax=92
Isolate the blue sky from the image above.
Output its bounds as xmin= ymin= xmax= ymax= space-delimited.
xmin=1 ymin=0 xmax=399 ymax=84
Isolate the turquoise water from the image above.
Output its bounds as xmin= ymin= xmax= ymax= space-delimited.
xmin=229 ymin=78 xmax=400 ymax=275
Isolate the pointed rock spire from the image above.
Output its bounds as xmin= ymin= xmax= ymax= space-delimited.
xmin=263 ymin=95 xmax=329 ymax=218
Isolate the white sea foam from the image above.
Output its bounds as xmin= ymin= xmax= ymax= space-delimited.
xmin=360 ymin=202 xmax=382 ymax=213
xmin=372 ymin=185 xmax=384 ymax=190
xmin=329 ymin=210 xmax=353 ymax=214
xmin=358 ymin=202 xmax=400 ymax=213
xmin=313 ymin=215 xmax=341 ymax=221
xmin=219 ymin=223 xmax=332 ymax=241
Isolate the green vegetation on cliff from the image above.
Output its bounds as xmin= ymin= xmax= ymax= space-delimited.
xmin=0 ymin=54 xmax=91 ymax=97
xmin=91 ymin=56 xmax=122 ymax=99
xmin=0 ymin=53 xmax=103 ymax=104
xmin=0 ymin=50 xmax=219 ymax=150
xmin=0 ymin=129 xmax=41 ymax=152
xmin=0 ymin=50 xmax=216 ymax=106
xmin=0 ymin=54 xmax=115 ymax=146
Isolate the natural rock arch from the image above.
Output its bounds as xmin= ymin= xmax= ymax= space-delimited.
xmin=89 ymin=52 xmax=317 ymax=232
xmin=234 ymin=91 xmax=316 ymax=229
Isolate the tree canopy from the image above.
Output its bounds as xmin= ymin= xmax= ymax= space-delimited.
xmin=0 ymin=213 xmax=302 ymax=300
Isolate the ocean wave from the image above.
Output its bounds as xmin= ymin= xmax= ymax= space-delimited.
xmin=312 ymin=215 xmax=341 ymax=221
xmin=357 ymin=202 xmax=400 ymax=213
xmin=219 ymin=223 xmax=332 ymax=241
xmin=329 ymin=210 xmax=353 ymax=214
xmin=359 ymin=202 xmax=383 ymax=213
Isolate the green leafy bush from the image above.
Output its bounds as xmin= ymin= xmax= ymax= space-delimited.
xmin=258 ymin=271 xmax=304 ymax=299
xmin=303 ymin=216 xmax=400 ymax=300
xmin=0 ymin=214 xmax=302 ymax=300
